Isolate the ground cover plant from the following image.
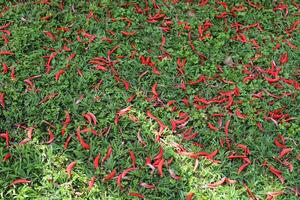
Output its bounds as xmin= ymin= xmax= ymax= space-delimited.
xmin=0 ymin=0 xmax=299 ymax=199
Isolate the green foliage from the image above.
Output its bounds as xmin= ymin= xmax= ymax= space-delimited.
xmin=0 ymin=1 xmax=299 ymax=199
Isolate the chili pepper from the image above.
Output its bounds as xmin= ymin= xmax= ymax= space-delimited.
xmin=121 ymin=31 xmax=136 ymax=36
xmin=129 ymin=150 xmax=136 ymax=168
xmin=102 ymin=146 xmax=112 ymax=164
xmin=140 ymin=183 xmax=155 ymax=189
xmin=88 ymin=176 xmax=96 ymax=190
xmin=198 ymin=0 xmax=209 ymax=7
xmin=94 ymin=153 xmax=101 ymax=169
xmin=0 ymin=92 xmax=5 ymax=109
xmin=66 ymin=161 xmax=77 ymax=178
xmin=134 ymin=4 xmax=143 ymax=14
xmin=245 ymin=0 xmax=262 ymax=9
xmin=140 ymin=182 xmax=155 ymax=189
xmin=269 ymin=165 xmax=285 ymax=183
xmin=274 ymin=4 xmax=288 ymax=16
xmin=83 ymin=113 xmax=97 ymax=125
xmin=11 ymin=179 xmax=31 ymax=185
xmin=2 ymin=63 xmax=8 ymax=74
xmin=10 ymin=67 xmax=16 ymax=80
xmin=242 ymin=182 xmax=257 ymax=200
xmin=187 ymin=192 xmax=194 ymax=200
xmin=129 ymin=192 xmax=144 ymax=199
xmin=152 ymin=83 xmax=158 ymax=98
xmin=208 ymin=123 xmax=219 ymax=131
xmin=45 ymin=129 xmax=55 ymax=144
xmin=157 ymin=159 xmax=164 ymax=177
xmin=64 ymin=135 xmax=72 ymax=150
xmin=43 ymin=31 xmax=56 ymax=41
xmin=1 ymin=34 xmax=9 ymax=44
xmin=0 ymin=23 xmax=11 ymax=30
xmin=207 ymin=177 xmax=236 ymax=188
xmin=117 ymin=106 xmax=132 ymax=116
xmin=121 ymin=79 xmax=130 ymax=90
xmin=0 ymin=51 xmax=14 ymax=55
xmin=279 ymin=148 xmax=293 ymax=158
xmin=55 ymin=69 xmax=65 ymax=81
xmin=3 ymin=153 xmax=11 ymax=161
xmin=224 ymin=120 xmax=231 ymax=149
xmin=103 ymin=169 xmax=116 ymax=182
xmin=76 ymin=127 xmax=90 ymax=150
xmin=168 ymin=168 xmax=181 ymax=180
xmin=280 ymin=52 xmax=288 ymax=65
xmin=117 ymin=167 xmax=136 ymax=189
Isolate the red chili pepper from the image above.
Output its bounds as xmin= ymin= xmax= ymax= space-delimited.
xmin=269 ymin=165 xmax=285 ymax=183
xmin=117 ymin=106 xmax=132 ymax=116
xmin=134 ymin=4 xmax=143 ymax=14
xmin=157 ymin=158 xmax=164 ymax=177
xmin=66 ymin=161 xmax=77 ymax=178
xmin=207 ymin=177 xmax=236 ymax=188
xmin=57 ymin=27 xmax=70 ymax=32
xmin=96 ymin=65 xmax=107 ymax=71
xmin=3 ymin=153 xmax=11 ymax=161
xmin=43 ymin=31 xmax=56 ymax=41
xmin=2 ymin=63 xmax=8 ymax=74
xmin=0 ymin=92 xmax=5 ymax=109
xmin=242 ymin=182 xmax=257 ymax=200
xmin=121 ymin=31 xmax=136 ymax=36
xmin=64 ymin=135 xmax=72 ymax=150
xmin=10 ymin=67 xmax=16 ymax=80
xmin=237 ymin=144 xmax=251 ymax=155
xmin=88 ymin=176 xmax=96 ymax=190
xmin=121 ymin=79 xmax=130 ymax=91
xmin=245 ymin=0 xmax=262 ymax=9
xmin=198 ymin=0 xmax=209 ymax=7
xmin=238 ymin=160 xmax=251 ymax=173
xmin=67 ymin=53 xmax=76 ymax=61
xmin=44 ymin=52 xmax=57 ymax=74
xmin=129 ymin=192 xmax=144 ymax=199
xmin=127 ymin=95 xmax=135 ymax=103
xmin=152 ymin=82 xmax=158 ymax=98
xmin=137 ymin=131 xmax=147 ymax=147
xmin=103 ymin=169 xmax=116 ymax=182
xmin=235 ymin=109 xmax=247 ymax=119
xmin=274 ymin=3 xmax=289 ymax=16
xmin=279 ymin=148 xmax=293 ymax=158
xmin=279 ymin=52 xmax=288 ymax=65
xmin=274 ymin=134 xmax=286 ymax=148
xmin=208 ymin=123 xmax=219 ymax=131
xmin=140 ymin=182 xmax=155 ymax=189
xmin=168 ymin=168 xmax=181 ymax=180
xmin=187 ymin=192 xmax=195 ymax=200
xmin=1 ymin=34 xmax=9 ymax=44
xmin=0 ymin=51 xmax=14 ymax=55
xmin=129 ymin=149 xmax=136 ymax=168
xmin=0 ymin=23 xmax=11 ymax=30
xmin=55 ymin=69 xmax=65 ymax=81
xmin=154 ymin=147 xmax=164 ymax=161
xmin=45 ymin=129 xmax=55 ymax=144
xmin=224 ymin=120 xmax=231 ymax=149
xmin=102 ymin=146 xmax=113 ymax=164
xmin=11 ymin=179 xmax=31 ymax=185
xmin=160 ymin=35 xmax=166 ymax=48
xmin=93 ymin=153 xmax=101 ymax=169
xmin=117 ymin=167 xmax=136 ymax=189
xmin=83 ymin=112 xmax=97 ymax=125
xmin=76 ymin=127 xmax=90 ymax=150
xmin=61 ymin=111 xmax=71 ymax=136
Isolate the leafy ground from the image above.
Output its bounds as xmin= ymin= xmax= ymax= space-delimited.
xmin=0 ymin=0 xmax=299 ymax=199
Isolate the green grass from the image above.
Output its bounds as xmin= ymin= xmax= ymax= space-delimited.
xmin=0 ymin=0 xmax=299 ymax=199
